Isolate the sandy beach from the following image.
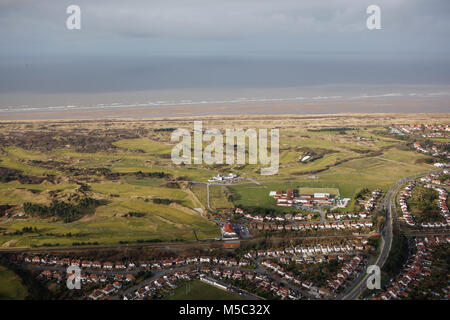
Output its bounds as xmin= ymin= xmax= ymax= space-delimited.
xmin=1 ymin=95 xmax=449 ymax=121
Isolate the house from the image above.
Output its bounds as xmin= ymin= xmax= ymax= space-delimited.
xmin=318 ymin=287 xmax=331 ymax=297
xmin=199 ymin=257 xmax=211 ymax=263
xmin=101 ymin=284 xmax=116 ymax=295
xmin=89 ymin=289 xmax=104 ymax=300
xmin=32 ymin=256 xmax=41 ymax=264
xmin=187 ymin=257 xmax=198 ymax=264
xmin=228 ymin=258 xmax=238 ymax=266
xmin=89 ymin=273 xmax=98 ymax=282
xmin=162 ymin=259 xmax=173 ymax=267
xmin=125 ymin=274 xmax=135 ymax=282
xmin=136 ymin=287 xmax=147 ymax=298
xmin=71 ymin=259 xmax=81 ymax=267
xmin=223 ymin=223 xmax=237 ymax=237
xmin=40 ymin=270 xmax=52 ymax=279
xmin=81 ymin=260 xmax=92 ymax=268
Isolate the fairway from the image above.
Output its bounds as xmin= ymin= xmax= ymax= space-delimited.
xmin=0 ymin=266 xmax=27 ymax=300
xmin=0 ymin=0 xmax=448 ymax=302
xmin=164 ymin=280 xmax=243 ymax=300
xmin=228 ymin=145 xmax=433 ymax=212
xmin=209 ymin=185 xmax=234 ymax=210
xmin=0 ymin=119 xmax=441 ymax=248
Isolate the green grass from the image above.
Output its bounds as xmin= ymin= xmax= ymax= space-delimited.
xmin=164 ymin=280 xmax=243 ymax=300
xmin=407 ymin=186 xmax=444 ymax=223
xmin=228 ymin=146 xmax=433 ymax=211
xmin=0 ymin=125 xmax=436 ymax=248
xmin=3 ymin=147 xmax=48 ymax=161
xmin=426 ymin=137 xmax=450 ymax=143
xmin=191 ymin=185 xmax=208 ymax=208
xmin=0 ymin=180 xmax=221 ymax=247
xmin=91 ymin=182 xmax=192 ymax=203
xmin=0 ymin=194 xmax=221 ymax=247
xmin=0 ymin=266 xmax=28 ymax=300
xmin=209 ymin=185 xmax=234 ymax=210
xmin=0 ymin=218 xmax=220 ymax=247
xmin=229 ymin=181 xmax=304 ymax=211
xmin=0 ymin=157 xmax=57 ymax=176
xmin=121 ymin=176 xmax=164 ymax=187
xmin=113 ymin=138 xmax=173 ymax=154
xmin=0 ymin=147 xmax=61 ymax=175
xmin=298 ymin=187 xmax=340 ymax=196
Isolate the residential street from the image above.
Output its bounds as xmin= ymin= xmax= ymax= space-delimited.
xmin=342 ymin=170 xmax=439 ymax=300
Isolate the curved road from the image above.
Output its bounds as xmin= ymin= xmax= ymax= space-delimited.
xmin=342 ymin=170 xmax=439 ymax=300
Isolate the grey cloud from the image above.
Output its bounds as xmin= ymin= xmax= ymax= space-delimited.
xmin=0 ymin=0 xmax=449 ymax=49
xmin=0 ymin=0 xmax=449 ymax=99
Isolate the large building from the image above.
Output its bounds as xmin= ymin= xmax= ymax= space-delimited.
xmin=270 ymin=189 xmax=334 ymax=207
xmin=222 ymin=223 xmax=237 ymax=238
xmin=208 ymin=173 xmax=238 ymax=182
xmin=223 ymin=240 xmax=240 ymax=249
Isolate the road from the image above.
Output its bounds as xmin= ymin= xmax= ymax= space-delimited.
xmin=342 ymin=170 xmax=439 ymax=300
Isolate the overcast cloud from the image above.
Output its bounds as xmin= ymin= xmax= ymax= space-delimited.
xmin=0 ymin=0 xmax=449 ymax=103
xmin=1 ymin=0 xmax=450 ymax=56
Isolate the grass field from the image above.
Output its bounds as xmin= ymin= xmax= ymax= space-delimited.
xmin=229 ymin=145 xmax=434 ymax=212
xmin=113 ymin=138 xmax=173 ymax=155
xmin=0 ymin=266 xmax=28 ymax=300
xmin=0 ymin=171 xmax=221 ymax=247
xmin=164 ymin=280 xmax=243 ymax=300
xmin=298 ymin=187 xmax=340 ymax=196
xmin=191 ymin=185 xmax=208 ymax=208
xmin=0 ymin=119 xmax=440 ymax=248
xmin=209 ymin=185 xmax=234 ymax=210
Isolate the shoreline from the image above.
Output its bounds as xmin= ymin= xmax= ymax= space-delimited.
xmin=0 ymin=99 xmax=449 ymax=122
xmin=0 ymin=112 xmax=449 ymax=124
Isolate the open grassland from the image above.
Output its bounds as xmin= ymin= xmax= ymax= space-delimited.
xmin=190 ymin=185 xmax=208 ymax=208
xmin=298 ymin=187 xmax=340 ymax=196
xmin=0 ymin=115 xmax=444 ymax=248
xmin=0 ymin=216 xmax=220 ymax=247
xmin=113 ymin=137 xmax=173 ymax=154
xmin=0 ymin=179 xmax=221 ymax=247
xmin=164 ymin=280 xmax=243 ymax=300
xmin=229 ymin=144 xmax=434 ymax=212
xmin=208 ymin=185 xmax=234 ymax=210
xmin=0 ymin=266 xmax=28 ymax=300
xmin=0 ymin=150 xmax=221 ymax=247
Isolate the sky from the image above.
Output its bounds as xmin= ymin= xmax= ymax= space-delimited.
xmin=1 ymin=0 xmax=450 ymax=56
xmin=0 ymin=0 xmax=449 ymax=109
